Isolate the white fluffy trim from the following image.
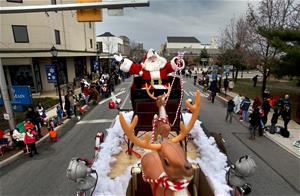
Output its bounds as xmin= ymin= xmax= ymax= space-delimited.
xmin=120 ymin=58 xmax=133 ymax=72
xmin=171 ymin=57 xmax=185 ymax=71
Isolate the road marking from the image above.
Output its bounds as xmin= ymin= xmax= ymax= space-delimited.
xmin=77 ymin=119 xmax=114 ymax=124
xmin=98 ymin=91 xmax=126 ymax=105
xmin=184 ymin=90 xmax=190 ymax=97
xmin=189 ymin=91 xmax=195 ymax=96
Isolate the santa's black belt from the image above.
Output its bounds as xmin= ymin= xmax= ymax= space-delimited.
xmin=144 ymin=79 xmax=167 ymax=85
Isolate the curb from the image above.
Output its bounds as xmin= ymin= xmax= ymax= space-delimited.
xmin=264 ymin=132 xmax=300 ymax=160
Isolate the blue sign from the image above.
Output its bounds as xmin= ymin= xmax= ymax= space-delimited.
xmin=45 ymin=64 xmax=57 ymax=83
xmin=10 ymin=86 xmax=32 ymax=105
xmin=93 ymin=61 xmax=99 ymax=72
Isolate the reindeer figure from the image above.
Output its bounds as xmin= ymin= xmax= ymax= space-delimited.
xmin=119 ymin=91 xmax=201 ymax=196
xmin=145 ymin=83 xmax=171 ymax=142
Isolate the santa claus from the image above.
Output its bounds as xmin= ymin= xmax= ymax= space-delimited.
xmin=114 ymin=49 xmax=184 ymax=89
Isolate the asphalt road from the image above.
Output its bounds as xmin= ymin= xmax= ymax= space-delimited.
xmin=0 ymin=77 xmax=299 ymax=196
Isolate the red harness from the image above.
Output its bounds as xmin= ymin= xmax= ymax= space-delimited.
xmin=142 ymin=172 xmax=191 ymax=196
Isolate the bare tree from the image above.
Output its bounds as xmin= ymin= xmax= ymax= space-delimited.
xmin=220 ymin=16 xmax=253 ymax=81
xmin=246 ymin=0 xmax=299 ymax=97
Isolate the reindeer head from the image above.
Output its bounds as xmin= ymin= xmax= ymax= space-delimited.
xmin=158 ymin=140 xmax=193 ymax=180
xmin=119 ymin=91 xmax=201 ymax=182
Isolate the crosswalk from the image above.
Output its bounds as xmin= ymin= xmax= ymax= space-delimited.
xmin=184 ymin=90 xmax=209 ymax=98
xmin=116 ymin=88 xmax=126 ymax=92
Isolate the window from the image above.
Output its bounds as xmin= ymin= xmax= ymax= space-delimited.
xmin=12 ymin=25 xmax=29 ymax=43
xmin=51 ymin=0 xmax=56 ymax=4
xmin=55 ymin=30 xmax=61 ymax=45
xmin=7 ymin=0 xmax=23 ymax=3
xmin=90 ymin=39 xmax=93 ymax=48
xmin=89 ymin=22 xmax=92 ymax=29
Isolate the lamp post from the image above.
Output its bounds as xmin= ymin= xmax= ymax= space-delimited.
xmin=50 ymin=46 xmax=63 ymax=110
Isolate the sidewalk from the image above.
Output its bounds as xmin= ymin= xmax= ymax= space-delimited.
xmin=0 ymin=80 xmax=125 ymax=168
xmin=218 ymin=90 xmax=300 ymax=160
xmin=0 ymin=86 xmax=87 ymax=168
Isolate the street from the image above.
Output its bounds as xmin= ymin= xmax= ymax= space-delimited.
xmin=0 ymin=77 xmax=299 ymax=196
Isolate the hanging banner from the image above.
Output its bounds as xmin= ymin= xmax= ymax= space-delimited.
xmin=45 ymin=64 xmax=57 ymax=83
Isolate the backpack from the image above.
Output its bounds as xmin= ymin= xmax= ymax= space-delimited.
xmin=280 ymin=128 xmax=290 ymax=138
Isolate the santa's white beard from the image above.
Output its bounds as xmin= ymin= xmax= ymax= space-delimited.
xmin=142 ymin=55 xmax=167 ymax=72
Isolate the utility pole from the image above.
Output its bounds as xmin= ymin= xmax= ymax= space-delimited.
xmin=0 ymin=58 xmax=15 ymax=130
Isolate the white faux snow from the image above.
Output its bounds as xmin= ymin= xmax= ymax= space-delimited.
xmin=92 ymin=112 xmax=231 ymax=196
xmin=183 ymin=113 xmax=231 ymax=196
xmin=92 ymin=112 xmax=137 ymax=196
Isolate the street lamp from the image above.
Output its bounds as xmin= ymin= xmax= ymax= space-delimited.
xmin=50 ymin=46 xmax=63 ymax=111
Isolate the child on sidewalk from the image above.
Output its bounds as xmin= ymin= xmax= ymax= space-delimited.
xmin=24 ymin=128 xmax=39 ymax=157
xmin=56 ymin=105 xmax=64 ymax=125
xmin=48 ymin=127 xmax=57 ymax=143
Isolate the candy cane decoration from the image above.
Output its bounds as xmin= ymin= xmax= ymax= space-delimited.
xmin=94 ymin=131 xmax=104 ymax=159
xmin=164 ymin=52 xmax=185 ymax=127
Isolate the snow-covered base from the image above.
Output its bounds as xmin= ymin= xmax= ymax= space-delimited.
xmin=92 ymin=112 xmax=231 ymax=196
xmin=183 ymin=113 xmax=231 ymax=196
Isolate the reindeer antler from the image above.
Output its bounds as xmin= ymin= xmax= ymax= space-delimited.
xmin=119 ymin=112 xmax=161 ymax=150
xmin=145 ymin=83 xmax=157 ymax=100
xmin=171 ymin=90 xmax=201 ymax=143
xmin=145 ymin=83 xmax=171 ymax=100
xmin=163 ymin=83 xmax=171 ymax=98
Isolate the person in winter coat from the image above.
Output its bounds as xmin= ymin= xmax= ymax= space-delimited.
xmin=233 ymin=94 xmax=243 ymax=114
xmin=249 ymin=107 xmax=261 ymax=140
xmin=252 ymin=96 xmax=262 ymax=109
xmin=223 ymin=78 xmax=229 ymax=96
xmin=240 ymin=97 xmax=251 ymax=121
xmin=25 ymin=106 xmax=42 ymax=138
xmin=36 ymin=102 xmax=46 ymax=126
xmin=209 ymin=80 xmax=218 ymax=103
xmin=279 ymin=94 xmax=292 ymax=131
xmin=64 ymin=90 xmax=76 ymax=118
xmin=270 ymin=108 xmax=279 ymax=134
xmin=48 ymin=127 xmax=57 ymax=143
xmin=12 ymin=128 xmax=25 ymax=149
xmin=56 ymin=105 xmax=63 ymax=125
xmin=262 ymin=97 xmax=271 ymax=125
xmin=24 ymin=129 xmax=39 ymax=157
xmin=226 ymin=99 xmax=235 ymax=123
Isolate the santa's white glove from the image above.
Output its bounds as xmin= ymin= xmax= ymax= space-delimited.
xmin=171 ymin=57 xmax=185 ymax=71
xmin=114 ymin=54 xmax=123 ymax=62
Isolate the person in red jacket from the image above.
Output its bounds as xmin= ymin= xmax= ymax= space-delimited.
xmin=24 ymin=129 xmax=39 ymax=157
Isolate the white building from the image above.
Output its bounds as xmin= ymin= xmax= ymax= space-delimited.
xmin=0 ymin=0 xmax=97 ymax=93
xmin=96 ymin=32 xmax=124 ymax=56
xmin=162 ymin=36 xmax=220 ymax=66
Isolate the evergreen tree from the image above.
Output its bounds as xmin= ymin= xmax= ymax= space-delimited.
xmin=259 ymin=27 xmax=300 ymax=85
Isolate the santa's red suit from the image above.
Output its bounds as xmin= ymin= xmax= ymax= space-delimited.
xmin=119 ymin=49 xmax=184 ymax=88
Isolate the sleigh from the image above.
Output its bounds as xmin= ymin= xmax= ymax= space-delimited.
xmin=130 ymin=76 xmax=182 ymax=132
xmin=90 ymin=76 xmax=245 ymax=196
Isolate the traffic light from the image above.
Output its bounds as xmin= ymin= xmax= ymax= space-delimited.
xmin=76 ymin=0 xmax=103 ymax=22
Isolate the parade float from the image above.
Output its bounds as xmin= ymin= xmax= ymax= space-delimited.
xmin=67 ymin=50 xmax=255 ymax=196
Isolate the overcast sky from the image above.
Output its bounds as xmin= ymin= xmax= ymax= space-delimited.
xmin=96 ymin=0 xmax=255 ymax=49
